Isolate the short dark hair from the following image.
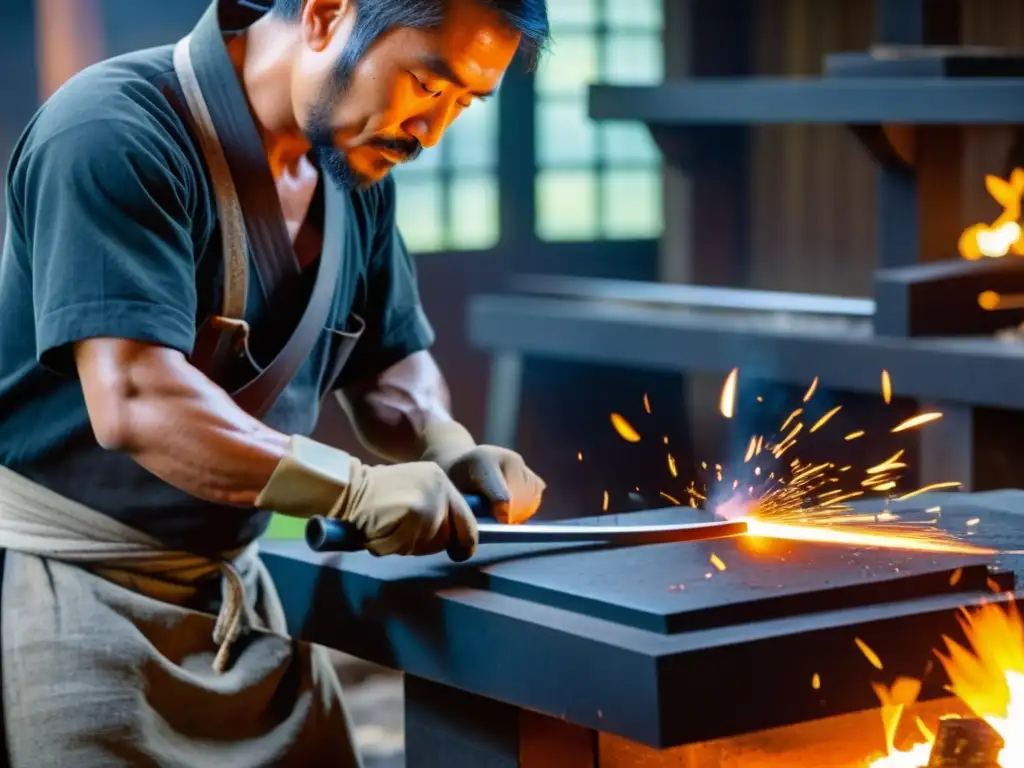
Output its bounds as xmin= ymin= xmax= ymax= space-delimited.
xmin=272 ymin=0 xmax=549 ymax=71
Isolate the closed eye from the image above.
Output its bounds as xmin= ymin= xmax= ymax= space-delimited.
xmin=410 ymin=73 xmax=441 ymax=97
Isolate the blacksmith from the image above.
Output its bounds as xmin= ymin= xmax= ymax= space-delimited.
xmin=0 ymin=0 xmax=548 ymax=764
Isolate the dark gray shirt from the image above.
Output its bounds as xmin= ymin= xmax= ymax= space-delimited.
xmin=0 ymin=45 xmax=434 ymax=553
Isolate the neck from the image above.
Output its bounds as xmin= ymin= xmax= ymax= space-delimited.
xmin=226 ymin=16 xmax=311 ymax=177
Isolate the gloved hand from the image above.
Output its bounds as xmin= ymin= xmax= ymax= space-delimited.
xmin=254 ymin=436 xmax=478 ymax=560
xmin=419 ymin=421 xmax=546 ymax=524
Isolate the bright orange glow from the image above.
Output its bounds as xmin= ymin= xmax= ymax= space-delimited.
xmin=610 ymin=413 xmax=641 ymax=442
xmin=802 ymin=376 xmax=819 ymax=402
xmin=809 ymin=405 xmax=841 ymax=433
xmin=743 ymin=520 xmax=995 ymax=556
xmin=867 ymin=602 xmax=1024 ymax=767
xmin=891 ymin=412 xmax=943 ymax=433
xmin=959 ymin=169 xmax=1024 ymax=260
xmin=856 ymin=637 xmax=885 ymax=670
xmin=881 ymin=370 xmax=892 ymax=404
xmin=720 ymin=368 xmax=738 ymax=418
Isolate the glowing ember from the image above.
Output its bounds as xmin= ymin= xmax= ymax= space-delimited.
xmin=610 ymin=413 xmax=641 ymax=442
xmin=720 ymin=368 xmax=738 ymax=418
xmin=959 ymin=169 xmax=1024 ymax=260
xmin=891 ymin=412 xmax=942 ymax=433
xmin=845 ymin=430 xmax=865 ymax=441
xmin=812 ymin=673 xmax=821 ymax=690
xmin=744 ymin=520 xmax=993 ymax=555
xmin=856 ymin=637 xmax=885 ymax=670
xmin=642 ymin=393 xmax=651 ymax=413
xmin=709 ymin=553 xmax=726 ymax=571
xmin=867 ymin=602 xmax=1024 ymax=767
xmin=601 ymin=490 xmax=609 ymax=511
xmin=667 ymin=453 xmax=678 ymax=477
xmin=881 ymin=370 xmax=892 ymax=404
xmin=802 ymin=376 xmax=819 ymax=402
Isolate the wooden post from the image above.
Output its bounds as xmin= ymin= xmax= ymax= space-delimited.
xmin=33 ymin=0 xmax=106 ymax=102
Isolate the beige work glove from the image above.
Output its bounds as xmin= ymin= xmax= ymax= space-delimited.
xmin=419 ymin=421 xmax=546 ymax=524
xmin=255 ymin=436 xmax=478 ymax=560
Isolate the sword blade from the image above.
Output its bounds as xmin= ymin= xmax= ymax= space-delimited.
xmin=476 ymin=519 xmax=748 ymax=545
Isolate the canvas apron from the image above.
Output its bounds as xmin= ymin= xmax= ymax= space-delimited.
xmin=0 ymin=4 xmax=365 ymax=765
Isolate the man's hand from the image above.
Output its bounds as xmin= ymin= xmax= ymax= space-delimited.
xmin=346 ymin=461 xmax=479 ymax=560
xmin=420 ymin=422 xmax=546 ymax=524
xmin=255 ymin=437 xmax=478 ymax=561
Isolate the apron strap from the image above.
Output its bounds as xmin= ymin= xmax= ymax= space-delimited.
xmin=171 ymin=28 xmax=348 ymax=419
xmin=172 ymin=34 xmax=248 ymax=325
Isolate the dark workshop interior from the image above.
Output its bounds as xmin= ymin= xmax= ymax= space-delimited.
xmin=6 ymin=0 xmax=1024 ymax=766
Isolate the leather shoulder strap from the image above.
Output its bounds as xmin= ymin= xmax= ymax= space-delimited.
xmin=172 ymin=35 xmax=248 ymax=323
xmin=231 ymin=183 xmax=347 ymax=417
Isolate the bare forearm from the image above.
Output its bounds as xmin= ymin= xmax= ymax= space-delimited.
xmin=337 ymin=351 xmax=455 ymax=463
xmin=75 ymin=339 xmax=288 ymax=506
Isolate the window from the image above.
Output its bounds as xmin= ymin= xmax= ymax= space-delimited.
xmin=391 ymin=96 xmax=501 ymax=253
xmin=534 ymin=0 xmax=664 ymax=241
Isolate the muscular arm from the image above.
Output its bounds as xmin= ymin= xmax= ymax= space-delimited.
xmin=336 ymin=350 xmax=454 ymax=464
xmin=75 ymin=338 xmax=289 ymax=507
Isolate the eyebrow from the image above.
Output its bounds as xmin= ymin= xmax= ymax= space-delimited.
xmin=419 ymin=54 xmax=496 ymax=100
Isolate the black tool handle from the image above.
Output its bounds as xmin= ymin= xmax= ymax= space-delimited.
xmin=305 ymin=494 xmax=487 ymax=558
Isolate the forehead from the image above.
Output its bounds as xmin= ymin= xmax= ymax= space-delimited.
xmin=433 ymin=0 xmax=522 ymax=76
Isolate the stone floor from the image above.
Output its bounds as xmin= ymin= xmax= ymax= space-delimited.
xmin=332 ymin=651 xmax=405 ymax=768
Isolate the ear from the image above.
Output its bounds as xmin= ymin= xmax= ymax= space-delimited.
xmin=300 ymin=0 xmax=353 ymax=52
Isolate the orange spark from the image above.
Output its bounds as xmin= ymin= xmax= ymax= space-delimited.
xmin=610 ymin=413 xmax=641 ymax=442
xmin=643 ymin=393 xmax=651 ymax=413
xmin=812 ymin=673 xmax=821 ymax=690
xmin=893 ymin=482 xmax=962 ymax=501
xmin=660 ymin=491 xmax=681 ymax=506
xmin=855 ymin=638 xmax=884 ymax=670
xmin=780 ymin=408 xmax=803 ymax=431
xmin=802 ymin=376 xmax=819 ymax=402
xmin=950 ymin=568 xmax=963 ymax=586
xmin=866 ymin=450 xmax=906 ymax=475
xmin=845 ymin=430 xmax=865 ymax=441
xmin=744 ymin=436 xmax=757 ymax=463
xmin=720 ymin=368 xmax=738 ymax=418
xmin=602 ymin=491 xmax=609 ymax=511
xmin=891 ymin=412 xmax=942 ymax=433
xmin=577 ymin=451 xmax=583 ymax=461
xmin=809 ymin=405 xmax=842 ymax=433
xmin=881 ymin=370 xmax=892 ymax=404
xmin=667 ymin=453 xmax=678 ymax=477
xmin=967 ymin=517 xmax=981 ymax=527
xmin=710 ymin=553 xmax=727 ymax=571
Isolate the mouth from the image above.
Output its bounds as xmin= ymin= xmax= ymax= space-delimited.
xmin=377 ymin=147 xmax=408 ymax=164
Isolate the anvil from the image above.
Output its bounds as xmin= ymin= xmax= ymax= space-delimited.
xmin=262 ymin=490 xmax=1024 ymax=767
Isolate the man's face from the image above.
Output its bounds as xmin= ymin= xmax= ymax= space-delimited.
xmin=290 ymin=0 xmax=520 ymax=189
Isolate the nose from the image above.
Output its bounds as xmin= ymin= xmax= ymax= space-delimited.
xmin=403 ymin=99 xmax=458 ymax=149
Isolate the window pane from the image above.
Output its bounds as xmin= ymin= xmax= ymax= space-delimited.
xmin=395 ymin=176 xmax=445 ymax=252
xmin=604 ymin=34 xmax=663 ymax=85
xmin=443 ymin=96 xmax=499 ymax=170
xmin=535 ymin=33 xmax=599 ymax=97
xmin=547 ymin=0 xmax=599 ymax=28
xmin=605 ymin=0 xmax=663 ymax=30
xmin=537 ymin=95 xmax=597 ymax=167
xmin=601 ymin=169 xmax=663 ymax=239
xmin=449 ymin=174 xmax=499 ymax=249
xmin=536 ymin=170 xmax=598 ymax=241
xmin=600 ymin=123 xmax=659 ymax=165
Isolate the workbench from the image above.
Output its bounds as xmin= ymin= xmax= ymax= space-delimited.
xmin=262 ymin=490 xmax=1024 ymax=767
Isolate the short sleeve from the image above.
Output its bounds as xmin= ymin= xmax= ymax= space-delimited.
xmin=13 ymin=117 xmax=199 ymax=376
xmin=335 ymin=177 xmax=435 ymax=386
